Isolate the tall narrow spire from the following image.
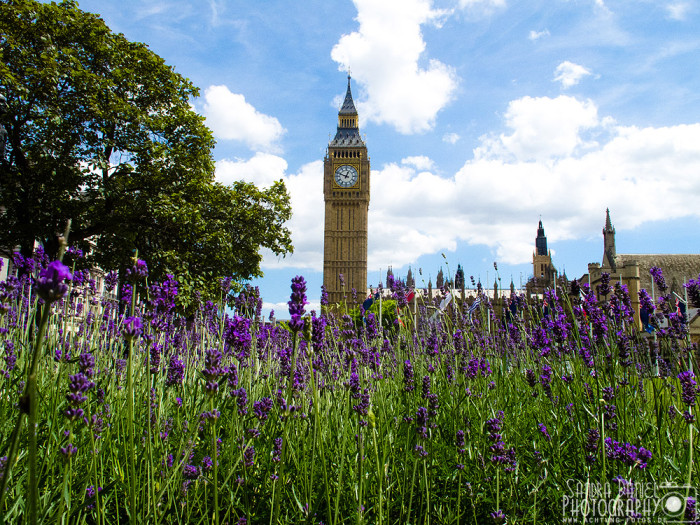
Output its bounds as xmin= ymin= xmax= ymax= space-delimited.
xmin=605 ymin=208 xmax=613 ymax=231
xmin=535 ymin=219 xmax=548 ymax=256
xmin=339 ymin=75 xmax=358 ymax=116
xmin=602 ymin=208 xmax=617 ymax=270
xmin=332 ymin=75 xmax=363 ymax=146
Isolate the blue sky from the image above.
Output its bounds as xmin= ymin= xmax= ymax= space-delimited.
xmin=68 ymin=0 xmax=700 ymax=314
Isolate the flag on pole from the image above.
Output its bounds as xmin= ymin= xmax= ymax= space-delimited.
xmin=675 ymin=297 xmax=686 ymax=316
xmin=429 ymin=292 xmax=453 ymax=322
xmin=362 ymin=292 xmax=381 ymax=312
xmin=439 ymin=292 xmax=452 ymax=311
xmin=396 ymin=306 xmax=405 ymax=327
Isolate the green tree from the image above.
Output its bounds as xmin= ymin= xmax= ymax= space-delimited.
xmin=0 ymin=0 xmax=292 ymax=304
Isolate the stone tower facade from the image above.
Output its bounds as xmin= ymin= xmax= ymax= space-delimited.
xmin=533 ymin=219 xmax=552 ymax=280
xmin=526 ymin=219 xmax=556 ymax=297
xmin=322 ymin=76 xmax=370 ymax=305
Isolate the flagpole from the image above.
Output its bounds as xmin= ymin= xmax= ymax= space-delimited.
xmin=413 ymin=290 xmax=417 ymax=334
xmin=651 ymin=278 xmax=658 ymax=376
xmin=685 ymin=280 xmax=693 ymax=374
xmin=379 ymin=268 xmax=383 ymax=331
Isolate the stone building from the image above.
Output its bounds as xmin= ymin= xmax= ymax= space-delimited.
xmin=581 ymin=209 xmax=700 ymax=336
xmin=526 ymin=219 xmax=567 ymax=298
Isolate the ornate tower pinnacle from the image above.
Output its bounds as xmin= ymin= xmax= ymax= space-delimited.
xmin=532 ymin=218 xmax=553 ymax=283
xmin=602 ymin=208 xmax=616 ymax=271
xmin=535 ymin=219 xmax=548 ymax=256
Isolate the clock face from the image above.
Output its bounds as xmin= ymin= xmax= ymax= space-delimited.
xmin=334 ymin=164 xmax=358 ymax=188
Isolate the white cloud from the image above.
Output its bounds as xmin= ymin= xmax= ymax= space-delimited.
xmin=331 ymin=0 xmax=458 ymax=134
xmin=477 ymin=95 xmax=600 ymax=161
xmin=529 ymin=29 xmax=550 ymax=41
xmin=402 ymin=156 xmax=435 ymax=170
xmin=554 ymin=61 xmax=593 ymax=89
xmin=458 ymin=0 xmax=506 ymax=14
xmin=216 ymin=152 xmax=288 ymax=187
xmin=263 ymin=300 xmax=321 ymax=318
xmin=666 ymin=2 xmax=691 ymax=20
xmin=202 ymin=85 xmax=286 ymax=151
xmin=443 ymin=132 xmax=460 ymax=144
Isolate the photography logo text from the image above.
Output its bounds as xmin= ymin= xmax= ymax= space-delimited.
xmin=562 ymin=480 xmax=697 ymax=523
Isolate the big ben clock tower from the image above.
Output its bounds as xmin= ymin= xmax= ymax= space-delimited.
xmin=323 ymin=75 xmax=370 ymax=305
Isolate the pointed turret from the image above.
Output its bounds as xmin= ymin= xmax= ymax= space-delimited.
xmin=531 ymin=217 xmax=554 ymax=294
xmin=602 ymin=208 xmax=616 ymax=271
xmin=339 ymin=75 xmax=358 ymax=115
xmin=535 ymin=219 xmax=548 ymax=256
xmin=331 ymin=75 xmax=364 ymax=147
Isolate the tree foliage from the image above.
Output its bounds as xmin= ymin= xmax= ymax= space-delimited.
xmin=0 ymin=0 xmax=293 ymax=305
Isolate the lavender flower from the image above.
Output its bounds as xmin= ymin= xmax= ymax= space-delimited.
xmin=202 ymin=348 xmax=223 ymax=394
xmin=272 ymin=438 xmax=283 ymax=462
xmin=126 ymin=259 xmax=149 ymax=282
xmin=60 ymin=443 xmax=78 ymax=458
xmin=456 ymin=430 xmax=466 ymax=453
xmin=122 ymin=316 xmax=143 ymax=341
xmin=414 ymin=444 xmax=428 ymax=458
xmin=685 ymin=497 xmax=697 ymax=523
xmin=243 ymin=445 xmax=255 ymax=468
xmin=183 ymin=464 xmax=200 ymax=480
xmin=65 ymin=372 xmax=94 ymax=421
xmin=35 ymin=260 xmax=72 ymax=303
xmin=678 ymin=371 xmax=697 ymax=407
xmin=525 ymin=369 xmax=538 ymax=389
xmin=597 ymin=272 xmax=611 ymax=297
xmin=649 ymin=266 xmax=667 ymax=294
xmin=104 ymin=270 xmax=118 ymax=292
xmin=685 ymin=275 xmax=700 ymax=308
xmin=403 ymin=360 xmax=415 ymax=392
xmin=288 ymin=276 xmax=308 ymax=333
xmin=253 ymin=397 xmax=274 ymax=422
xmin=201 ymin=456 xmax=214 ymax=472
xmin=78 ymin=352 xmax=96 ymax=377
xmin=605 ymin=438 xmax=652 ymax=469
xmin=584 ymin=428 xmax=600 ymax=464
xmin=165 ymin=355 xmax=185 ymax=387
xmin=540 ymin=364 xmax=553 ymax=397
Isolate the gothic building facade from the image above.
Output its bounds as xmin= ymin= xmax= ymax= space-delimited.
xmin=526 ymin=219 xmax=563 ymax=297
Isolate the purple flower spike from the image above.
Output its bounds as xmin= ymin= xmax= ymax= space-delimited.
xmin=60 ymin=443 xmax=78 ymax=458
xmin=288 ymin=276 xmax=308 ymax=333
xmin=122 ymin=316 xmax=143 ymax=341
xmin=678 ymin=371 xmax=697 ymax=407
xmin=685 ymin=275 xmax=700 ymax=308
xmin=649 ymin=267 xmax=667 ymax=294
xmin=35 ymin=260 xmax=72 ymax=303
xmin=126 ymin=259 xmax=149 ymax=282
